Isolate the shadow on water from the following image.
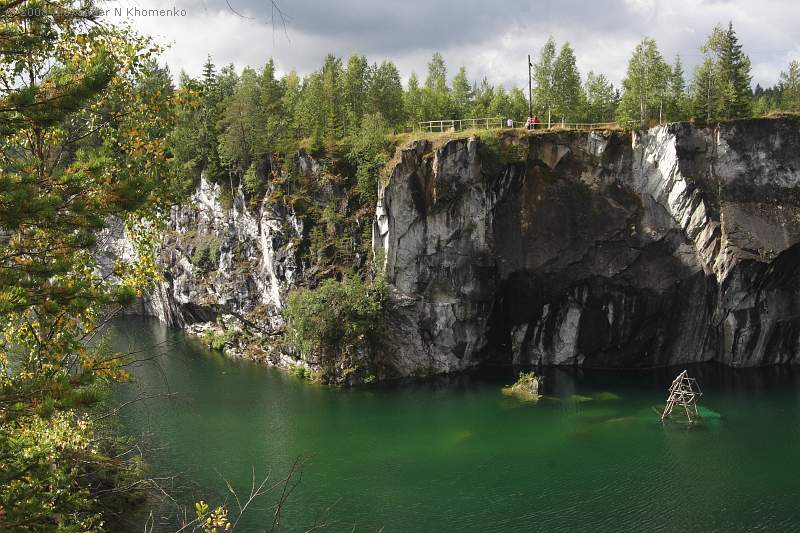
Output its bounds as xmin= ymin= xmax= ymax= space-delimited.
xmin=111 ymin=318 xmax=800 ymax=532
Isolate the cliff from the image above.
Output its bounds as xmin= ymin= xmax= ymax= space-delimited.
xmin=373 ymin=118 xmax=800 ymax=377
xmin=115 ymin=118 xmax=800 ymax=379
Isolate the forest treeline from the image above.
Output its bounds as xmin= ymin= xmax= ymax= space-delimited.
xmin=164 ymin=21 xmax=800 ymax=190
xmin=1 ymin=1 xmax=799 ymax=529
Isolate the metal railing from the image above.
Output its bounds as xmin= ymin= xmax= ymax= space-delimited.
xmin=419 ymin=117 xmax=635 ymax=133
xmin=418 ymin=117 xmax=506 ymax=132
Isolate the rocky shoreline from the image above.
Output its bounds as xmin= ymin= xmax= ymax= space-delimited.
xmin=109 ymin=118 xmax=800 ymax=382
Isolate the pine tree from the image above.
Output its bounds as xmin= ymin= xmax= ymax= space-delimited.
xmin=720 ymin=22 xmax=752 ymax=118
xmin=0 ymin=3 xmax=174 ymax=526
xmin=282 ymin=70 xmax=303 ymax=140
xmin=202 ymin=54 xmax=216 ymax=85
xmin=258 ymin=58 xmax=288 ymax=155
xmin=691 ymin=58 xmax=718 ymax=122
xmin=667 ymin=55 xmax=689 ymax=121
xmin=690 ymin=23 xmax=752 ymax=121
xmin=320 ymin=54 xmax=345 ymax=149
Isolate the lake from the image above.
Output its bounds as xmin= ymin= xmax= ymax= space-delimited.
xmin=113 ymin=318 xmax=800 ymax=532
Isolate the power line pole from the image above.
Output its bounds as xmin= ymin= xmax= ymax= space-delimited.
xmin=528 ymin=54 xmax=533 ymax=119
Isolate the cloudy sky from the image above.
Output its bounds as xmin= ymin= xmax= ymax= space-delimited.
xmin=106 ymin=0 xmax=799 ymax=89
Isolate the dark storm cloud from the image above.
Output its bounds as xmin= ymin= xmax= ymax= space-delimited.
xmin=112 ymin=0 xmax=799 ymax=88
xmin=214 ymin=0 xmax=636 ymax=53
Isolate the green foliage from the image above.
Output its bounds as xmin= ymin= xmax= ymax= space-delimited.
xmin=284 ymin=275 xmax=387 ymax=360
xmin=347 ymin=113 xmax=390 ymax=202
xmin=0 ymin=3 xmax=174 ymax=528
xmin=502 ymin=371 xmax=543 ymax=402
xmin=404 ymin=72 xmax=424 ymax=127
xmin=532 ymin=37 xmax=558 ymax=119
xmin=192 ymin=238 xmax=221 ymax=272
xmin=583 ymin=71 xmax=617 ymax=122
xmin=779 ymin=61 xmax=800 ymax=112
xmin=242 ymin=163 xmax=265 ymax=200
xmin=617 ymin=37 xmax=671 ymax=124
xmin=552 ymin=42 xmax=584 ymax=122
xmin=422 ymin=52 xmax=453 ymax=120
xmin=203 ymin=328 xmax=234 ymax=351
xmin=478 ymin=134 xmax=529 ymax=177
xmin=451 ymin=66 xmax=473 ymax=118
xmin=667 ymin=55 xmax=690 ymax=121
xmin=690 ymin=22 xmax=753 ymax=121
xmin=368 ymin=60 xmax=405 ymax=128
xmin=195 ymin=500 xmax=232 ymax=532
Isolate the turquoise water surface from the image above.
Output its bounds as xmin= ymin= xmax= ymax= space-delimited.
xmin=113 ymin=318 xmax=800 ymax=532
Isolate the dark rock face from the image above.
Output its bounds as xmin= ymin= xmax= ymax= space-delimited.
xmin=373 ymin=119 xmax=800 ymax=377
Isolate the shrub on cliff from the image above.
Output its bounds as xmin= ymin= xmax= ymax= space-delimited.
xmin=284 ymin=274 xmax=387 ymax=362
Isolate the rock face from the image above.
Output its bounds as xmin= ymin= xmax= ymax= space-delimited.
xmin=114 ymin=118 xmax=800 ymax=378
xmin=373 ymin=118 xmax=800 ymax=376
xmin=119 ymin=154 xmax=331 ymax=339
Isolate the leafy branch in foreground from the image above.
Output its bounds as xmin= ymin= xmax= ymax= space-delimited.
xmin=0 ymin=1 xmax=177 ymax=530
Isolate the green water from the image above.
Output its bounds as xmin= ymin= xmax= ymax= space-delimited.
xmin=114 ymin=318 xmax=800 ymax=532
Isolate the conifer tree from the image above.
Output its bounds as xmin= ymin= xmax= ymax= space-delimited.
xmin=667 ymin=55 xmax=690 ymax=121
xmin=218 ymin=68 xmax=261 ymax=172
xmin=720 ymin=22 xmax=752 ymax=118
xmin=691 ymin=23 xmax=752 ymax=121
xmin=691 ymin=58 xmax=717 ymax=122
xmin=0 ymin=2 xmax=175 ymax=527
xmin=320 ymin=54 xmax=345 ymax=150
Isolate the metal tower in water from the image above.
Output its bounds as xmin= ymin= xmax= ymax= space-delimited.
xmin=660 ymin=370 xmax=703 ymax=422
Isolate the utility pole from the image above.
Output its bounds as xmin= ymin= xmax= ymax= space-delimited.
xmin=528 ymin=54 xmax=533 ymax=119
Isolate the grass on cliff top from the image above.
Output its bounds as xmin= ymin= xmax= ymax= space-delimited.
xmin=389 ymin=123 xmax=627 ymax=151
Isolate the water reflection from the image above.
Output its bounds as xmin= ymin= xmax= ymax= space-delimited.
xmin=112 ymin=318 xmax=800 ymax=532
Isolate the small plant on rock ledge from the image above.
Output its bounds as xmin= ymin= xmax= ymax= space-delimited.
xmin=502 ymin=371 xmax=544 ymax=402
